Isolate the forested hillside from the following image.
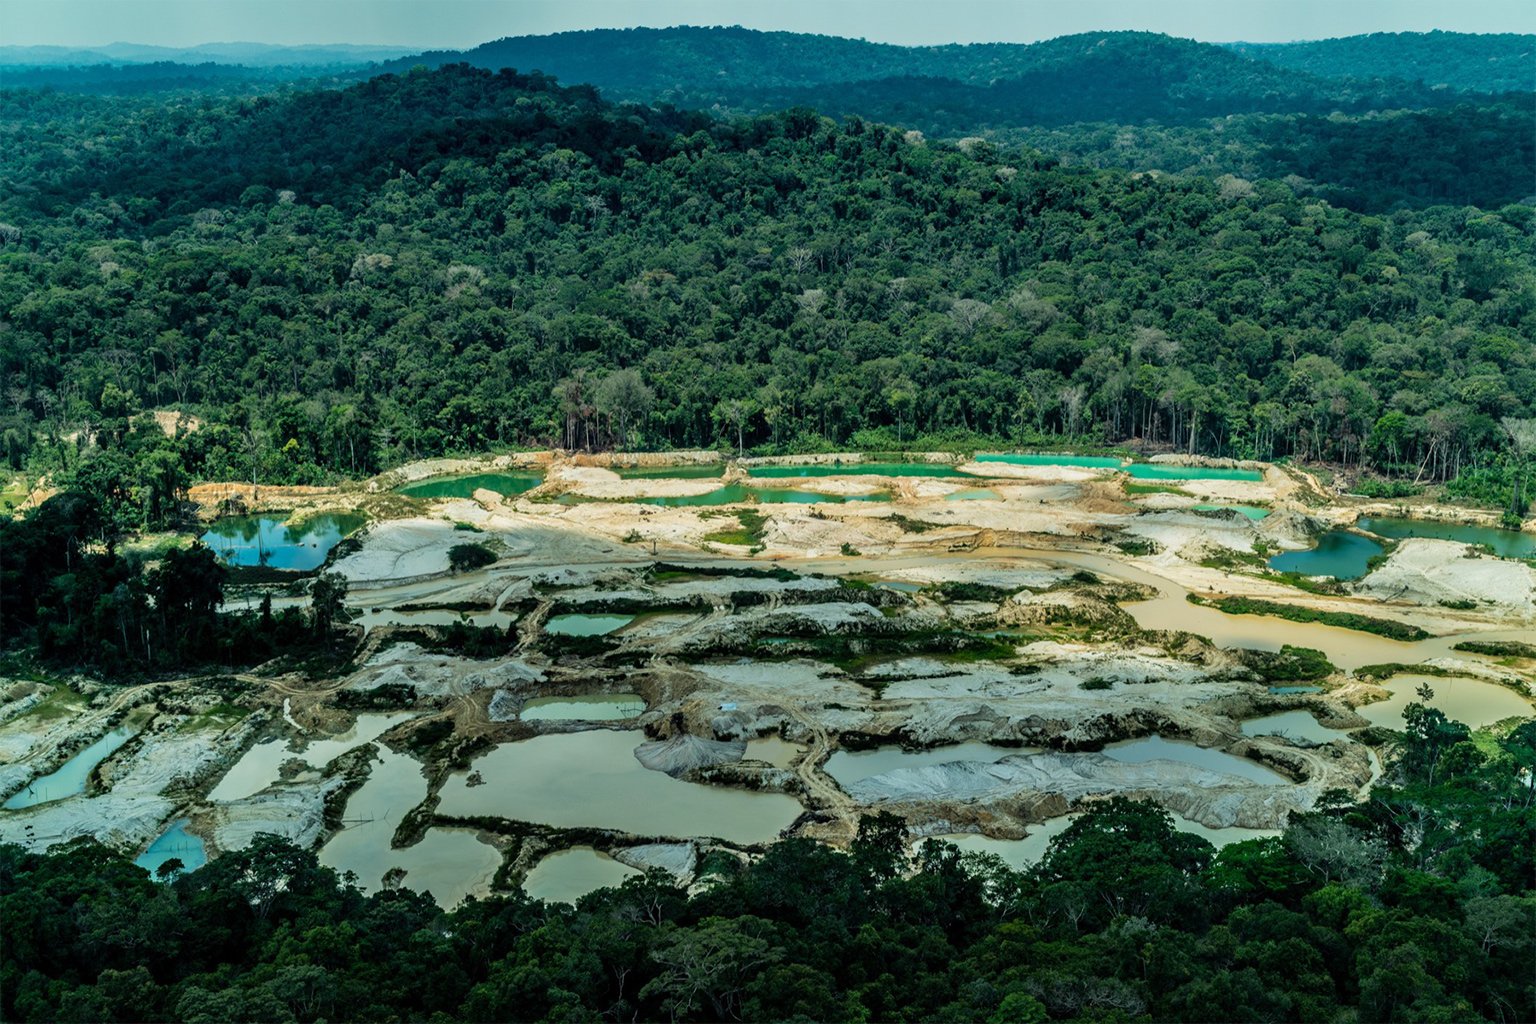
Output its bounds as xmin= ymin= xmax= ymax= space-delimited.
xmin=393 ymin=27 xmax=1527 ymax=108
xmin=386 ymin=28 xmax=1536 ymax=210
xmin=1226 ymin=31 xmax=1536 ymax=94
xmin=1 ymin=64 xmax=1533 ymax=518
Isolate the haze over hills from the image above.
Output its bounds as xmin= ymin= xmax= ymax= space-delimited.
xmin=386 ymin=26 xmax=1535 ymax=101
xmin=0 ymin=41 xmax=415 ymax=67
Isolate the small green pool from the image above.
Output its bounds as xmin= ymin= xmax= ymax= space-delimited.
xmin=613 ymin=465 xmax=725 ymax=480
xmin=633 ymin=486 xmax=888 ymax=507
xmin=398 ymin=472 xmax=543 ymax=499
xmin=1194 ymin=504 xmax=1271 ymax=520
xmin=976 ymin=453 xmax=1126 ymax=469
xmin=749 ymin=462 xmax=967 ymax=478
xmin=1127 ymin=464 xmax=1264 ymax=482
xmin=1267 ymin=530 xmax=1383 ymax=579
xmin=545 ymin=614 xmax=634 ymax=637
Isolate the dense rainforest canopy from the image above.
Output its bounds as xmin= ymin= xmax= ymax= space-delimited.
xmin=0 ymin=61 xmax=1533 ymax=523
xmin=4 ymin=722 xmax=1533 ymax=1023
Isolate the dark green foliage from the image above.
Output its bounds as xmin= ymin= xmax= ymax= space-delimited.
xmin=1236 ymin=644 xmax=1336 ymax=682
xmin=0 ymin=493 xmax=335 ymax=671
xmin=1452 ymin=639 xmax=1536 ymax=658
xmin=935 ymin=581 xmax=1015 ymax=602
xmin=1227 ymin=31 xmax=1535 ymax=93
xmin=1 ymin=64 xmax=1532 ymax=491
xmin=446 ymin=543 xmax=497 ymax=573
xmin=1353 ymin=477 xmax=1422 ymax=499
xmin=1190 ymin=594 xmax=1432 ymax=641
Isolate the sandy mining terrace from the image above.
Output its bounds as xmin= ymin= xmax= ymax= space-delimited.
xmin=2 ymin=453 xmax=1531 ymax=906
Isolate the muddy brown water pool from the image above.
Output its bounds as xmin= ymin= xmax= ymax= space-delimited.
xmin=317 ymin=746 xmax=500 ymax=909
xmin=436 ymin=730 xmax=803 ymax=843
xmin=522 ymin=846 xmax=639 ymax=904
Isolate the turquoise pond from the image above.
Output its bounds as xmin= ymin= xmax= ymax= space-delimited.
xmin=976 ymin=454 xmax=1262 ymax=481
xmin=398 ymin=472 xmax=544 ymax=498
xmin=1267 ymin=530 xmax=1384 ymax=579
xmin=630 ymin=486 xmax=888 ymax=507
xmin=1126 ymin=464 xmax=1264 ymax=481
xmin=1194 ymin=504 xmax=1271 ymax=520
xmin=613 ymin=465 xmax=725 ymax=480
xmin=4 ymin=727 xmax=135 ymax=809
xmin=749 ymin=462 xmax=967 ymax=478
xmin=201 ymin=513 xmax=364 ymax=571
xmin=135 ymin=819 xmax=207 ymax=877
xmin=977 ymin=453 xmax=1126 ymax=469
xmin=1358 ymin=517 xmax=1536 ymax=559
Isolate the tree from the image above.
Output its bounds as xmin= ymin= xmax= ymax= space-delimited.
xmin=447 ymin=543 xmax=496 ymax=573
xmin=713 ymin=399 xmax=756 ymax=457
xmin=596 ymin=368 xmax=655 ymax=449
xmin=309 ymin=572 xmax=348 ymax=639
xmin=640 ymin=916 xmax=783 ymax=1021
xmin=1498 ymin=416 xmax=1536 ymax=521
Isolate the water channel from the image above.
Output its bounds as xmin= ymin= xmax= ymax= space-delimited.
xmin=4 ymin=727 xmax=136 ymax=809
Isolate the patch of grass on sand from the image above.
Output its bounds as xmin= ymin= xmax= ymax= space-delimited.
xmin=702 ymin=510 xmax=768 ymax=546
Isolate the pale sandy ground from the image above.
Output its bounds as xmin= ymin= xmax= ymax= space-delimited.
xmin=4 ymin=453 xmax=1530 ymax=867
xmin=1353 ymin=538 xmax=1536 ymax=615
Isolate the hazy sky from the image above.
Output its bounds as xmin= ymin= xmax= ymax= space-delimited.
xmin=5 ymin=0 xmax=1533 ymax=49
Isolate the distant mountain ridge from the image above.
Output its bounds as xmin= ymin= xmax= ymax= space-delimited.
xmin=380 ymin=25 xmax=1532 ymax=101
xmin=1227 ymin=31 xmax=1535 ymax=94
xmin=0 ymin=41 xmax=414 ymax=68
xmin=358 ymin=27 xmax=1531 ymax=134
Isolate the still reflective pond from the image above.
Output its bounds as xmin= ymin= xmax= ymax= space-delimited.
xmin=633 ymin=486 xmax=888 ymax=506
xmin=1267 ymin=530 xmax=1383 ymax=579
xmin=1241 ymin=710 xmax=1342 ymax=745
xmin=974 ymin=454 xmax=1261 ymax=480
xmin=4 ymin=727 xmax=135 ymax=809
xmin=521 ymin=694 xmax=646 ymax=721
xmin=977 ymin=454 xmax=1125 ymax=469
xmin=1356 ymin=675 xmax=1533 ymax=732
xmin=1127 ymin=464 xmax=1263 ymax=481
xmin=201 ymin=514 xmax=365 ymax=571
xmin=351 ymin=607 xmax=516 ymax=632
xmin=208 ymin=712 xmax=415 ymax=802
xmin=1194 ymin=504 xmax=1271 ymax=520
xmin=522 ymin=846 xmax=638 ymax=904
xmin=136 ymin=818 xmax=207 ymax=877
xmin=749 ymin=462 xmax=967 ymax=478
xmin=318 ymin=747 xmax=500 ymax=909
xmin=436 ymin=730 xmax=803 ymax=843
